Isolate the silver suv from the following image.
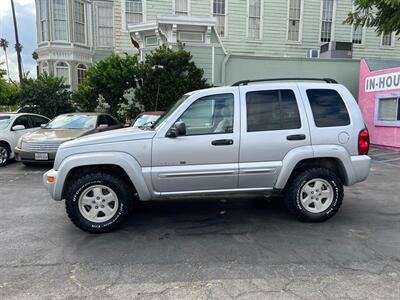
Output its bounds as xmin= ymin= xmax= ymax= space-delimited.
xmin=43 ymin=79 xmax=371 ymax=233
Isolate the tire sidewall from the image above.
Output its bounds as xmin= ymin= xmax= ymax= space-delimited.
xmin=294 ymin=171 xmax=341 ymax=221
xmin=69 ymin=177 xmax=126 ymax=231
xmin=0 ymin=144 xmax=9 ymax=167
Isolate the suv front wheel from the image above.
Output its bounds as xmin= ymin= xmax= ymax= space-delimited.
xmin=65 ymin=172 xmax=133 ymax=233
xmin=284 ymin=168 xmax=343 ymax=222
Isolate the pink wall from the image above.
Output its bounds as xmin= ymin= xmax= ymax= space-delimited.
xmin=359 ymin=59 xmax=400 ymax=149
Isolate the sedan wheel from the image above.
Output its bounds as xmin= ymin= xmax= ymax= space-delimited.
xmin=0 ymin=145 xmax=9 ymax=166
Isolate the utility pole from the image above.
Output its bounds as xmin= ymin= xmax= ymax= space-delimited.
xmin=10 ymin=0 xmax=23 ymax=83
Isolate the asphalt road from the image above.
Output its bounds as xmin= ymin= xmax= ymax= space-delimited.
xmin=0 ymin=149 xmax=399 ymax=299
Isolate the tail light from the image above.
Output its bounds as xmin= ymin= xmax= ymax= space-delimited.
xmin=358 ymin=129 xmax=369 ymax=155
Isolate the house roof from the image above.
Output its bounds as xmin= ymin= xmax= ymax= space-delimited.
xmin=364 ymin=58 xmax=400 ymax=72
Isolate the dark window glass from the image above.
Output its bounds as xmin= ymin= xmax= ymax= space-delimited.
xmin=306 ymin=89 xmax=350 ymax=127
xmin=13 ymin=115 xmax=31 ymax=129
xmin=30 ymin=115 xmax=49 ymax=128
xmin=105 ymin=115 xmax=118 ymax=126
xmin=246 ymin=89 xmax=301 ymax=132
xmin=97 ymin=115 xmax=108 ymax=126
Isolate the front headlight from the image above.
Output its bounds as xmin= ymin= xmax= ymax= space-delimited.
xmin=17 ymin=137 xmax=24 ymax=149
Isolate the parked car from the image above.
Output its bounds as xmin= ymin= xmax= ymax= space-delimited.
xmin=0 ymin=113 xmax=50 ymax=166
xmin=43 ymin=78 xmax=371 ymax=233
xmin=15 ymin=113 xmax=122 ymax=165
xmin=132 ymin=111 xmax=164 ymax=129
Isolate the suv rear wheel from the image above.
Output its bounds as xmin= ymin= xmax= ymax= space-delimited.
xmin=284 ymin=168 xmax=343 ymax=222
xmin=0 ymin=143 xmax=10 ymax=167
xmin=65 ymin=172 xmax=133 ymax=233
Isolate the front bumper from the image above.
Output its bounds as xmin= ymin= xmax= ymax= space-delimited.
xmin=15 ymin=147 xmax=56 ymax=163
xmin=43 ymin=169 xmax=62 ymax=201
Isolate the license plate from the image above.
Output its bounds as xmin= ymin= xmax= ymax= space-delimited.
xmin=35 ymin=153 xmax=49 ymax=161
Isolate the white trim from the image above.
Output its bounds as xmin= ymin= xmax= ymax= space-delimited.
xmin=211 ymin=45 xmax=215 ymax=83
xmin=380 ymin=32 xmax=396 ymax=47
xmin=246 ymin=0 xmax=263 ymax=40
xmin=52 ymin=0 xmax=70 ymax=42
xmin=54 ymin=61 xmax=71 ymax=85
xmin=319 ymin=0 xmax=336 ymax=43
xmin=72 ymin=0 xmax=87 ymax=45
xmin=173 ymin=0 xmax=191 ymax=16
xmin=211 ymin=0 xmax=228 ymax=38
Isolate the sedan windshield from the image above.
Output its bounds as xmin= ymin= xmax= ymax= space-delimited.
xmin=45 ymin=115 xmax=97 ymax=129
xmin=0 ymin=116 xmax=12 ymax=130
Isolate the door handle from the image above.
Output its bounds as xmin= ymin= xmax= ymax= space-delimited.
xmin=287 ymin=134 xmax=306 ymax=141
xmin=211 ymin=139 xmax=234 ymax=146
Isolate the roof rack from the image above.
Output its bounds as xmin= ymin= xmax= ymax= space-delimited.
xmin=231 ymin=78 xmax=338 ymax=86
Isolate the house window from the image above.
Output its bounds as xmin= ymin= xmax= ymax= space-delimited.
xmin=39 ymin=0 xmax=48 ymax=41
xmin=213 ymin=0 xmax=226 ymax=37
xmin=126 ymin=0 xmax=143 ymax=26
xmin=352 ymin=25 xmax=363 ymax=44
xmin=55 ymin=62 xmax=69 ymax=83
xmin=248 ymin=0 xmax=261 ymax=40
xmin=145 ymin=36 xmax=158 ymax=46
xmin=97 ymin=6 xmax=114 ymax=47
xmin=288 ymin=0 xmax=302 ymax=42
xmin=53 ymin=0 xmax=68 ymax=41
xmin=378 ymin=98 xmax=400 ymax=121
xmin=175 ymin=0 xmax=188 ymax=15
xmin=41 ymin=62 xmax=49 ymax=74
xmin=321 ymin=0 xmax=334 ymax=43
xmin=74 ymin=1 xmax=85 ymax=44
xmin=178 ymin=31 xmax=204 ymax=43
xmin=382 ymin=33 xmax=393 ymax=46
xmin=77 ymin=64 xmax=87 ymax=84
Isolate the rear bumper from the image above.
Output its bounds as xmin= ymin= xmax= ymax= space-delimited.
xmin=349 ymin=155 xmax=371 ymax=185
xmin=14 ymin=147 xmax=56 ymax=163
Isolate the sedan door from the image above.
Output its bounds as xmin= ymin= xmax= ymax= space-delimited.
xmin=10 ymin=115 xmax=34 ymax=149
xmin=151 ymin=90 xmax=240 ymax=194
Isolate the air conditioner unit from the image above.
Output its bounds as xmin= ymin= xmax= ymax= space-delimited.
xmin=307 ymin=49 xmax=320 ymax=58
xmin=319 ymin=41 xmax=353 ymax=59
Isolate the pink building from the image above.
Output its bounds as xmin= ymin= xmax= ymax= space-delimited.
xmin=359 ymin=59 xmax=400 ymax=150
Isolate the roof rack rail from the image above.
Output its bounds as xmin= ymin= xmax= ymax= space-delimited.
xmin=231 ymin=78 xmax=338 ymax=86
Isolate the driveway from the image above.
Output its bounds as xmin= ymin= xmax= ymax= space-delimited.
xmin=0 ymin=151 xmax=399 ymax=299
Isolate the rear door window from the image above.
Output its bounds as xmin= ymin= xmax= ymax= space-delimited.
xmin=306 ymin=89 xmax=350 ymax=127
xmin=246 ymin=89 xmax=301 ymax=132
xmin=30 ymin=115 xmax=49 ymax=128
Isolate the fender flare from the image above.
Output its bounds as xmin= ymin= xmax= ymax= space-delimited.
xmin=54 ymin=152 xmax=151 ymax=201
xmin=275 ymin=145 xmax=354 ymax=189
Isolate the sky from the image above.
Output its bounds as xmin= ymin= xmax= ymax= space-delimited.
xmin=0 ymin=0 xmax=37 ymax=81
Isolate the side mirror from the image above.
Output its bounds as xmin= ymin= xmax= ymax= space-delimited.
xmin=40 ymin=124 xmax=47 ymax=128
xmin=167 ymin=121 xmax=186 ymax=138
xmin=12 ymin=125 xmax=25 ymax=131
xmin=98 ymin=124 xmax=109 ymax=129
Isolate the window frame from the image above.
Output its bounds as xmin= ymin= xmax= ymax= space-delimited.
xmin=320 ymin=0 xmax=336 ymax=43
xmin=172 ymin=93 xmax=235 ymax=137
xmin=247 ymin=0 xmax=263 ymax=40
xmin=173 ymin=0 xmax=190 ymax=16
xmin=77 ymin=64 xmax=87 ymax=84
xmin=54 ymin=61 xmax=70 ymax=84
xmin=245 ymin=89 xmax=302 ymax=133
xmin=178 ymin=31 xmax=205 ymax=43
xmin=286 ymin=0 xmax=303 ymax=43
xmin=381 ymin=32 xmax=395 ymax=47
xmin=212 ymin=0 xmax=227 ymax=38
xmin=125 ymin=0 xmax=143 ymax=28
xmin=73 ymin=0 xmax=86 ymax=44
xmin=41 ymin=62 xmax=49 ymax=74
xmin=96 ymin=4 xmax=114 ymax=48
xmin=39 ymin=0 xmax=48 ymax=42
xmin=375 ymin=93 xmax=400 ymax=127
xmin=53 ymin=0 xmax=69 ymax=41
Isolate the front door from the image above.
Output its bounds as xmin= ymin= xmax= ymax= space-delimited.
xmin=151 ymin=90 xmax=240 ymax=194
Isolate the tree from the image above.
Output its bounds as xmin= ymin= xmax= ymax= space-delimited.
xmin=344 ymin=0 xmax=400 ymax=35
xmin=10 ymin=0 xmax=23 ymax=83
xmin=73 ymin=53 xmax=139 ymax=120
xmin=0 ymin=66 xmax=19 ymax=110
xmin=17 ymin=74 xmax=73 ymax=118
xmin=0 ymin=38 xmax=10 ymax=82
xmin=135 ymin=44 xmax=209 ymax=112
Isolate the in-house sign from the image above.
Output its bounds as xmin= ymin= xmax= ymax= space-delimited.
xmin=365 ymin=72 xmax=400 ymax=92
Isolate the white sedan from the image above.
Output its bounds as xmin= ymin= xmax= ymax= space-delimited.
xmin=0 ymin=113 xmax=50 ymax=166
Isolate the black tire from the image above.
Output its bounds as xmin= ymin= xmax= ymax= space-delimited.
xmin=284 ymin=168 xmax=343 ymax=222
xmin=65 ymin=172 xmax=134 ymax=233
xmin=0 ymin=143 xmax=10 ymax=167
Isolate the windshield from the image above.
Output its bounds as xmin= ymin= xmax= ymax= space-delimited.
xmin=0 ymin=116 xmax=12 ymax=130
xmin=45 ymin=115 xmax=97 ymax=129
xmin=150 ymin=95 xmax=189 ymax=129
xmin=133 ymin=114 xmax=162 ymax=128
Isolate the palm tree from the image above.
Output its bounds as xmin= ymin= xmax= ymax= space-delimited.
xmin=0 ymin=38 xmax=10 ymax=82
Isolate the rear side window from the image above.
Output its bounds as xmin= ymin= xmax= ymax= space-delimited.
xmin=306 ymin=89 xmax=350 ymax=127
xmin=246 ymin=89 xmax=301 ymax=132
xmin=30 ymin=115 xmax=49 ymax=128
